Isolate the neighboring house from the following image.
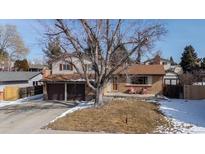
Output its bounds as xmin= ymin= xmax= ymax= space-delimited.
xmin=163 ymin=71 xmax=180 ymax=85
xmin=0 ymin=72 xmax=42 ymax=100
xmin=104 ymin=64 xmax=165 ymax=95
xmin=29 ymin=64 xmax=48 ymax=72
xmin=144 ymin=55 xmax=182 ymax=85
xmin=0 ymin=60 xmax=15 ymax=71
xmin=42 ymin=53 xmax=165 ymax=101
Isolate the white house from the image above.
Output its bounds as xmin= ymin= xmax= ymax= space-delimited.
xmin=144 ymin=55 xmax=183 ymax=85
xmin=0 ymin=72 xmax=42 ymax=100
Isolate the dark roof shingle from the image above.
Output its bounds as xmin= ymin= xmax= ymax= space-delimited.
xmin=0 ymin=72 xmax=41 ymax=82
xmin=42 ymin=74 xmax=94 ymax=82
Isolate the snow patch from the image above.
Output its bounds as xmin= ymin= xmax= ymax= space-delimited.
xmin=157 ymin=98 xmax=205 ymax=133
xmin=160 ymin=106 xmax=179 ymax=112
xmin=0 ymin=94 xmax=43 ymax=108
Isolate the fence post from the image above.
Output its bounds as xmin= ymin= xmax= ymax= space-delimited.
xmin=184 ymin=85 xmax=187 ymax=99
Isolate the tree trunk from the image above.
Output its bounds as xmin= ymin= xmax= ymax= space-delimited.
xmin=95 ymin=86 xmax=104 ymax=107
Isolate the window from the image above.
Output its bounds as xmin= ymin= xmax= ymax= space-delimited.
xmin=63 ymin=64 xmax=67 ymax=70
xmin=33 ymin=81 xmax=38 ymax=86
xmin=130 ymin=76 xmax=148 ymax=84
xmin=59 ymin=63 xmax=73 ymax=71
xmin=85 ymin=64 xmax=93 ymax=71
xmin=67 ymin=64 xmax=73 ymax=70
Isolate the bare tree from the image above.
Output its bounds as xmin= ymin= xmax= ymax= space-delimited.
xmin=179 ymin=73 xmax=196 ymax=85
xmin=0 ymin=25 xmax=29 ymax=70
xmin=45 ymin=19 xmax=166 ymax=106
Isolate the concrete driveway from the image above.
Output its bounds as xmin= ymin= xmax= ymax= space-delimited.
xmin=0 ymin=100 xmax=78 ymax=134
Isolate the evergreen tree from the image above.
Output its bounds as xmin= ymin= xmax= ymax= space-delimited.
xmin=201 ymin=57 xmax=205 ymax=69
xmin=170 ymin=56 xmax=175 ymax=65
xmin=43 ymin=37 xmax=63 ymax=65
xmin=180 ymin=45 xmax=199 ymax=73
xmin=14 ymin=59 xmax=29 ymax=71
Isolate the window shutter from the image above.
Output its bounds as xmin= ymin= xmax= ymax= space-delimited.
xmin=71 ymin=64 xmax=73 ymax=70
xmin=59 ymin=64 xmax=62 ymax=71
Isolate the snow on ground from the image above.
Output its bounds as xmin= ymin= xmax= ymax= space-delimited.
xmin=0 ymin=94 xmax=43 ymax=108
xmin=49 ymin=101 xmax=94 ymax=123
xmin=157 ymin=98 xmax=205 ymax=133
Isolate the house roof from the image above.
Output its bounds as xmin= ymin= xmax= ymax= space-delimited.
xmin=42 ymin=73 xmax=95 ymax=82
xmin=115 ymin=64 xmax=165 ymax=75
xmin=0 ymin=72 xmax=41 ymax=82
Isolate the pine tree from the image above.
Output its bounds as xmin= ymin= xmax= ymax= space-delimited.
xmin=170 ymin=56 xmax=175 ymax=65
xmin=14 ymin=59 xmax=29 ymax=71
xmin=180 ymin=45 xmax=199 ymax=73
xmin=201 ymin=57 xmax=205 ymax=69
xmin=43 ymin=37 xmax=63 ymax=65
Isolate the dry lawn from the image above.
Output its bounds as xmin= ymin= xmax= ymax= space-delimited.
xmin=48 ymin=99 xmax=170 ymax=133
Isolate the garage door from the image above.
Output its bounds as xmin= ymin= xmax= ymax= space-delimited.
xmin=67 ymin=84 xmax=85 ymax=100
xmin=47 ymin=83 xmax=65 ymax=100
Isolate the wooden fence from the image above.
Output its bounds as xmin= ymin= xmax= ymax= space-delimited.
xmin=4 ymin=86 xmax=19 ymax=101
xmin=2 ymin=86 xmax=43 ymax=101
xmin=19 ymin=86 xmax=43 ymax=98
xmin=184 ymin=85 xmax=205 ymax=100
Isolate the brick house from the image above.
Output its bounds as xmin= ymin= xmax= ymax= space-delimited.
xmin=104 ymin=64 xmax=165 ymax=95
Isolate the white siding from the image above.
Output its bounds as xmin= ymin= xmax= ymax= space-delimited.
xmin=28 ymin=74 xmax=43 ymax=86
xmin=164 ymin=72 xmax=178 ymax=79
xmin=52 ymin=57 xmax=94 ymax=74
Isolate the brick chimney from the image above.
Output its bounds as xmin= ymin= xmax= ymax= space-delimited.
xmin=42 ymin=68 xmax=51 ymax=78
xmin=153 ymin=55 xmax=161 ymax=65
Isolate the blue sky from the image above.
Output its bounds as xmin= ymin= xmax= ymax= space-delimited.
xmin=155 ymin=19 xmax=205 ymax=62
xmin=0 ymin=19 xmax=205 ymax=63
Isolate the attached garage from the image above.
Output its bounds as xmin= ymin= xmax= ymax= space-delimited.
xmin=42 ymin=74 xmax=94 ymax=101
xmin=46 ymin=82 xmax=85 ymax=101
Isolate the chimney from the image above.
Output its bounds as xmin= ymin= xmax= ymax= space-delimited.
xmin=153 ymin=55 xmax=161 ymax=65
xmin=42 ymin=68 xmax=51 ymax=78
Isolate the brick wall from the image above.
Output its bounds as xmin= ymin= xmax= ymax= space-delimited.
xmin=149 ymin=76 xmax=163 ymax=95
xmin=109 ymin=75 xmax=163 ymax=95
